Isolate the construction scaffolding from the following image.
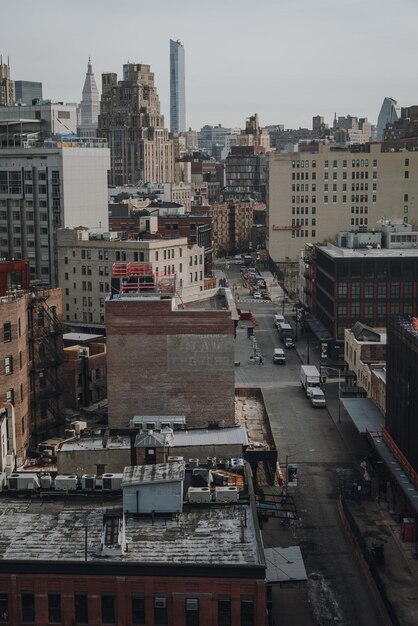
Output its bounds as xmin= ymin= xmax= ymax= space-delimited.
xmin=111 ymin=262 xmax=176 ymax=296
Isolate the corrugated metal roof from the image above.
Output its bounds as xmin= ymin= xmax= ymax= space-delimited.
xmin=122 ymin=462 xmax=185 ymax=485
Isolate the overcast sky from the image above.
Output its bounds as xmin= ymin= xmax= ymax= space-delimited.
xmin=3 ymin=0 xmax=418 ymax=131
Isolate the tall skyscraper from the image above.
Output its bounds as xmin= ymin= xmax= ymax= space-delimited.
xmin=98 ymin=62 xmax=173 ymax=185
xmin=376 ymin=97 xmax=400 ymax=141
xmin=0 ymin=56 xmax=15 ymax=106
xmin=78 ymin=57 xmax=100 ymax=138
xmin=170 ymin=39 xmax=186 ymax=133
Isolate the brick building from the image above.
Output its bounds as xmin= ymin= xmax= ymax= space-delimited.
xmin=106 ymin=293 xmax=236 ymax=430
xmin=386 ymin=316 xmax=418 ymax=474
xmin=192 ymin=202 xmax=265 ymax=256
xmin=0 ymin=460 xmax=267 ymax=626
xmin=0 ymin=286 xmax=63 ymax=467
xmin=61 ymin=340 xmax=107 ymax=410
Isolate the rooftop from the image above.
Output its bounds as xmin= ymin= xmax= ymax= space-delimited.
xmin=320 ymin=243 xmax=418 ymax=260
xmin=0 ymin=499 xmax=261 ymax=568
xmin=122 ymin=462 xmax=185 ymax=485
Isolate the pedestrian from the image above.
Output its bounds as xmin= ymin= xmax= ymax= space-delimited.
xmin=259 ymin=355 xmax=264 ymax=365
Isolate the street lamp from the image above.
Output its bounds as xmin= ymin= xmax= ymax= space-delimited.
xmin=322 ymin=366 xmax=342 ymax=424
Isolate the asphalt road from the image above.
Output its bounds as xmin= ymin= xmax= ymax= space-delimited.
xmin=216 ymin=260 xmax=381 ymax=626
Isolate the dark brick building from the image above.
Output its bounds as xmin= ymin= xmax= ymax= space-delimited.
xmin=314 ymin=244 xmax=418 ymax=340
xmin=386 ymin=317 xmax=418 ymax=474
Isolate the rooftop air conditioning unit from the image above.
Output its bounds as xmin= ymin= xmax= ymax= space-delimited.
xmin=188 ymin=458 xmax=199 ymax=468
xmin=82 ymin=474 xmax=96 ymax=490
xmin=154 ymin=597 xmax=167 ymax=609
xmin=40 ymin=474 xmax=53 ymax=489
xmin=188 ymin=487 xmax=211 ymax=503
xmin=215 ymin=486 xmax=239 ymax=503
xmin=10 ymin=473 xmax=40 ymax=491
xmin=71 ymin=421 xmax=87 ymax=435
xmin=55 ymin=475 xmax=78 ymax=491
xmin=79 ymin=347 xmax=89 ymax=358
xmin=65 ymin=429 xmax=76 ymax=439
xmin=230 ymin=458 xmax=244 ymax=468
xmin=102 ymin=473 xmax=123 ymax=490
xmin=167 ymin=456 xmax=184 ymax=463
xmin=7 ymin=474 xmax=19 ymax=490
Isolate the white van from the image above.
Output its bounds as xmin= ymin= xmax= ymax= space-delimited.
xmin=309 ymin=388 xmax=326 ymax=408
xmin=273 ymin=348 xmax=286 ymax=364
xmin=274 ymin=314 xmax=285 ymax=327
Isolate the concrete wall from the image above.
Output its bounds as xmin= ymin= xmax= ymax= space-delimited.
xmin=106 ymin=298 xmax=236 ymax=429
xmin=57 ymin=446 xmax=130 ymax=475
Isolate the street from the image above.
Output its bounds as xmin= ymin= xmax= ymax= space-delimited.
xmin=216 ymin=260 xmax=381 ymax=626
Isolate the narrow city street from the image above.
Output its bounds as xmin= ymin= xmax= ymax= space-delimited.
xmin=216 ymin=260 xmax=381 ymax=626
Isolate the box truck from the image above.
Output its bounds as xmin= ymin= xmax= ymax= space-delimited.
xmin=300 ymin=365 xmax=321 ymax=396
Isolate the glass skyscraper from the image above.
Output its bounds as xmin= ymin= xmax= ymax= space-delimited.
xmin=170 ymin=39 xmax=186 ymax=133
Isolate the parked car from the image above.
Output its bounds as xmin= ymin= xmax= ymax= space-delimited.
xmin=253 ymin=291 xmax=262 ymax=299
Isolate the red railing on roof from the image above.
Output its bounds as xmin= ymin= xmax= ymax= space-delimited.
xmin=112 ymin=262 xmax=153 ymax=277
xmin=382 ymin=426 xmax=418 ymax=490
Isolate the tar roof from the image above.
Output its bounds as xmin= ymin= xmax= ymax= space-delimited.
xmin=0 ymin=499 xmax=261 ymax=567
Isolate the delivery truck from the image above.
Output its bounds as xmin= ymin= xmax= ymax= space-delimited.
xmin=300 ymin=365 xmax=321 ymax=396
xmin=278 ymin=322 xmax=295 ymax=348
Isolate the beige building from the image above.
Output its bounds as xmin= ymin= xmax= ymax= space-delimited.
xmin=344 ymin=325 xmax=386 ymax=398
xmin=57 ymin=228 xmax=205 ymax=326
xmin=98 ymin=63 xmax=173 ymax=186
xmin=267 ymin=142 xmax=418 ymax=263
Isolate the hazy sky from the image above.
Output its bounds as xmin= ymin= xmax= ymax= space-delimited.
xmin=3 ymin=0 xmax=418 ymax=130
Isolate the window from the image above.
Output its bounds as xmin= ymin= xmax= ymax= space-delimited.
xmin=75 ymin=594 xmax=88 ymax=624
xmin=6 ymin=389 xmax=14 ymax=404
xmin=48 ymin=593 xmax=61 ymax=623
xmin=4 ymin=355 xmax=13 ymax=375
xmin=3 ymin=322 xmax=11 ymax=342
xmin=154 ymin=597 xmax=168 ymax=625
xmin=101 ymin=595 xmax=116 ymax=624
xmin=240 ymin=599 xmax=255 ymax=626
xmin=405 ymin=170 xmax=409 ymax=179
xmin=132 ymin=596 xmax=145 ymax=624
xmin=0 ymin=593 xmax=8 ymax=623
xmin=185 ymin=599 xmax=199 ymax=626
xmin=21 ymin=592 xmax=35 ymax=622
xmin=338 ymin=282 xmax=347 ymax=297
xmin=218 ymin=598 xmax=231 ymax=626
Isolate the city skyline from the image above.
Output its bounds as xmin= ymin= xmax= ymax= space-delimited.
xmin=2 ymin=0 xmax=418 ymax=130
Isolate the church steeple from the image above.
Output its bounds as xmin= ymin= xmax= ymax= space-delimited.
xmin=78 ymin=57 xmax=99 ymax=137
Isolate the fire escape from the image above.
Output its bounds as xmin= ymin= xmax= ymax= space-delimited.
xmin=28 ymin=291 xmax=65 ymax=446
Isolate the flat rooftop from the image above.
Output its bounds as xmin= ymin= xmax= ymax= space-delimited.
xmin=0 ymin=499 xmax=261 ymax=567
xmin=320 ymin=244 xmax=418 ymax=259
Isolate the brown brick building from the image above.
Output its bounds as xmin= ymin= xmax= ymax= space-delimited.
xmin=106 ymin=295 xmax=236 ymax=430
xmin=192 ymin=202 xmax=265 ymax=256
xmin=61 ymin=341 xmax=107 ymax=410
xmin=0 ymin=287 xmax=63 ymax=466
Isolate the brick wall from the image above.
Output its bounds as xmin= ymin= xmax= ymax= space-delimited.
xmin=106 ymin=299 xmax=235 ymax=429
